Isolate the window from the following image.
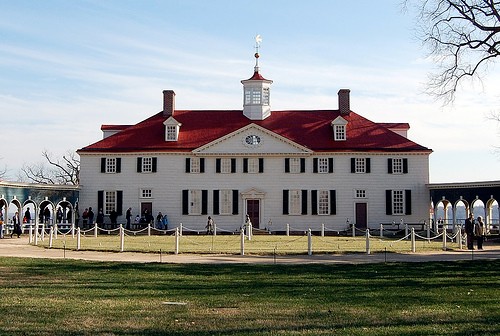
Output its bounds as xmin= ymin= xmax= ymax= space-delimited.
xmin=318 ymin=190 xmax=330 ymax=215
xmin=243 ymin=158 xmax=264 ymax=173
xmin=355 ymin=190 xmax=366 ymax=198
xmin=252 ymin=90 xmax=261 ymax=104
xmin=216 ymin=158 xmax=236 ymax=173
xmin=141 ymin=189 xmax=152 ymax=198
xmin=262 ymin=87 xmax=270 ymax=105
xmin=311 ymin=190 xmax=336 ymax=215
xmin=220 ymin=158 xmax=231 ymax=173
xmin=334 ymin=125 xmax=346 ymax=141
xmin=388 ymin=158 xmax=408 ymax=174
xmin=283 ymin=190 xmax=308 ymax=215
xmin=213 ymin=190 xmax=239 ymax=215
xmin=182 ymin=189 xmax=208 ymax=215
xmin=100 ymin=158 xmax=121 ymax=174
xmin=386 ymin=190 xmax=412 ymax=215
xmin=313 ymin=158 xmax=334 ymax=173
xmin=220 ymin=190 xmax=232 ymax=215
xmin=285 ymin=158 xmax=305 ymax=173
xmin=166 ymin=125 xmax=177 ymax=141
xmin=137 ymin=157 xmax=157 ymax=173
xmin=104 ymin=191 xmax=116 ymax=216
xmin=185 ymin=158 xmax=205 ymax=173
xmin=350 ymin=158 xmax=371 ymax=173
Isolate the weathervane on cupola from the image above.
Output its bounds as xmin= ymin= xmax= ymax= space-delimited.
xmin=241 ymin=34 xmax=273 ymax=120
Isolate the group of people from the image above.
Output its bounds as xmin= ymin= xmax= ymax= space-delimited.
xmin=464 ymin=213 xmax=487 ymax=250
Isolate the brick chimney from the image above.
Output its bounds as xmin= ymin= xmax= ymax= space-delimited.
xmin=338 ymin=89 xmax=350 ymax=116
xmin=163 ymin=90 xmax=175 ymax=117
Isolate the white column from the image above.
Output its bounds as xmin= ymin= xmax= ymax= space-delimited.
xmin=240 ymin=228 xmax=245 ymax=255
xmin=307 ymin=229 xmax=312 ymax=256
xmin=94 ymin=223 xmax=98 ymax=238
xmin=442 ymin=224 xmax=447 ymax=251
xmin=175 ymin=227 xmax=179 ymax=255
xmin=286 ymin=223 xmax=290 ymax=236
xmin=411 ymin=228 xmax=416 ymax=253
xmin=247 ymin=223 xmax=252 ymax=241
xmin=120 ymin=224 xmax=124 ymax=252
xmin=321 ymin=223 xmax=325 ymax=237
xmin=380 ymin=223 xmax=384 ymax=238
xmin=77 ymin=228 xmax=81 ymax=250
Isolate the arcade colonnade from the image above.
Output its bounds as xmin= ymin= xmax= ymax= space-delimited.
xmin=0 ymin=181 xmax=79 ymax=231
xmin=429 ymin=181 xmax=500 ymax=231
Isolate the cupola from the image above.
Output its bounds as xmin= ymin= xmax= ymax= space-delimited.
xmin=241 ymin=35 xmax=273 ymax=120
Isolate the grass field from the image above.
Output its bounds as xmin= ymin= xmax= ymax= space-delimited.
xmin=0 ymin=257 xmax=498 ymax=335
xmin=38 ymin=232 xmax=460 ymax=255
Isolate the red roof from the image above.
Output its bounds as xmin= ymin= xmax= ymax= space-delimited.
xmin=78 ymin=110 xmax=431 ymax=154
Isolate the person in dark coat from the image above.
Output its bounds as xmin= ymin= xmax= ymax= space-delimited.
xmin=11 ymin=212 xmax=22 ymax=238
xmin=464 ymin=213 xmax=475 ymax=250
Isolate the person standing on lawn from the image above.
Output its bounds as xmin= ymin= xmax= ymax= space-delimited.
xmin=474 ymin=216 xmax=486 ymax=250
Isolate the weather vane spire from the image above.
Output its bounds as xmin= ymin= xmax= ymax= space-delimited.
xmin=254 ymin=34 xmax=262 ymax=70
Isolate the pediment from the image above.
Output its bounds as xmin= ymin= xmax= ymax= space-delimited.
xmin=193 ymin=124 xmax=312 ymax=155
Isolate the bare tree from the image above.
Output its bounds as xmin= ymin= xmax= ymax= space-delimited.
xmin=21 ymin=150 xmax=80 ymax=185
xmin=406 ymin=1 xmax=500 ymax=104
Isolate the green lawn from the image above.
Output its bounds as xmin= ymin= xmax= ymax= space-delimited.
xmin=0 ymin=257 xmax=498 ymax=335
xmin=38 ymin=233 xmax=460 ymax=255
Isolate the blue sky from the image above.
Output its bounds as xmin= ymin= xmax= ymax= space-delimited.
xmin=0 ymin=0 xmax=498 ymax=183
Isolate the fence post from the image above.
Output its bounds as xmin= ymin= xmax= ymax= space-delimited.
xmin=365 ymin=228 xmax=370 ymax=254
xmin=307 ymin=229 xmax=312 ymax=256
xmin=77 ymin=227 xmax=81 ymax=250
xmin=442 ymin=224 xmax=447 ymax=251
xmin=94 ymin=223 xmax=98 ymax=238
xmin=380 ymin=223 xmax=384 ymax=238
xmin=120 ymin=224 xmax=124 ymax=252
xmin=427 ymin=220 xmax=431 ymax=238
xmin=405 ymin=224 xmax=409 ymax=240
xmin=321 ymin=223 xmax=325 ymax=237
xmin=41 ymin=224 xmax=45 ymax=241
xmin=49 ymin=227 xmax=54 ymax=248
xmin=34 ymin=224 xmax=39 ymax=246
xmin=458 ymin=226 xmax=463 ymax=250
xmin=352 ymin=223 xmax=355 ymax=237
xmin=214 ymin=223 xmax=217 ymax=236
xmin=286 ymin=223 xmax=290 ymax=236
xmin=411 ymin=228 xmax=416 ymax=253
xmin=179 ymin=223 xmax=183 ymax=237
xmin=175 ymin=227 xmax=179 ymax=255
xmin=248 ymin=223 xmax=252 ymax=241
xmin=71 ymin=224 xmax=75 ymax=238
xmin=28 ymin=224 xmax=33 ymax=244
xmin=148 ymin=223 xmax=151 ymax=237
xmin=240 ymin=228 xmax=245 ymax=256
xmin=54 ymin=223 xmax=58 ymax=240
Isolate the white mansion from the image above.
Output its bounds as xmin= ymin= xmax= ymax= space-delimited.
xmin=77 ymin=52 xmax=432 ymax=232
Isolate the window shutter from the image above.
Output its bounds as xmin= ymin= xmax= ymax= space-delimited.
xmin=259 ymin=158 xmax=264 ymax=173
xmin=313 ymin=158 xmax=318 ymax=173
xmin=366 ymin=158 xmax=371 ymax=173
xmin=216 ymin=159 xmax=221 ymax=173
xmin=185 ymin=158 xmax=190 ymax=173
xmin=231 ymin=159 xmax=236 ymax=173
xmin=328 ymin=158 xmax=334 ymax=173
xmin=232 ymin=190 xmax=239 ymax=215
xmin=301 ymin=190 xmax=308 ymax=215
xmin=300 ymin=158 xmax=306 ymax=173
xmin=386 ymin=190 xmax=392 ymax=215
xmin=330 ymin=190 xmax=336 ymax=215
xmin=116 ymin=158 xmax=121 ymax=173
xmin=200 ymin=158 xmax=205 ymax=173
xmin=201 ymin=190 xmax=208 ymax=215
xmin=243 ymin=158 xmax=248 ymax=173
xmin=137 ymin=158 xmax=142 ymax=173
xmin=182 ymin=190 xmax=189 ymax=215
xmin=403 ymin=158 xmax=408 ymax=174
xmin=284 ymin=158 xmax=290 ymax=173
xmin=311 ymin=190 xmax=318 ymax=215
xmin=97 ymin=191 xmax=103 ymax=212
xmin=213 ymin=190 xmax=220 ymax=215
xmin=282 ymin=190 xmax=289 ymax=215
xmin=351 ymin=158 xmax=356 ymax=173
xmin=116 ymin=191 xmax=123 ymax=215
xmin=405 ymin=190 xmax=412 ymax=215
xmin=388 ymin=159 xmax=393 ymax=174
xmin=152 ymin=157 xmax=157 ymax=173
xmin=100 ymin=158 xmax=106 ymax=173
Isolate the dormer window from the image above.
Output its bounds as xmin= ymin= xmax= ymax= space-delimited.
xmin=163 ymin=117 xmax=182 ymax=141
xmin=331 ymin=116 xmax=348 ymax=141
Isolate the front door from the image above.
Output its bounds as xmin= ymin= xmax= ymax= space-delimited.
xmin=355 ymin=203 xmax=367 ymax=229
xmin=246 ymin=200 xmax=260 ymax=229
